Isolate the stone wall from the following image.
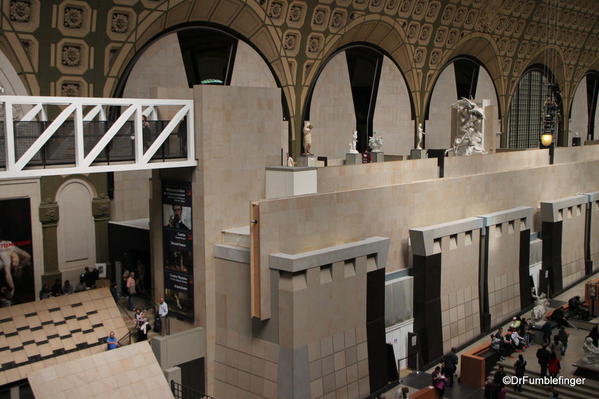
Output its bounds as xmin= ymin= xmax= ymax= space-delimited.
xmin=590 ymin=192 xmax=599 ymax=273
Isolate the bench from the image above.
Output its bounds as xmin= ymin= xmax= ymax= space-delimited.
xmin=409 ymin=386 xmax=440 ymax=399
xmin=460 ymin=343 xmax=500 ymax=388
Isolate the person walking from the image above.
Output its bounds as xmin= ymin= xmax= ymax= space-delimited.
xmin=536 ymin=345 xmax=550 ymax=377
xmin=557 ymin=327 xmax=569 ymax=355
xmin=157 ymin=297 xmax=169 ymax=336
xmin=548 ymin=352 xmax=560 ymax=378
xmin=126 ymin=272 xmax=136 ymax=311
xmin=514 ymin=354 xmax=527 ymax=392
xmin=551 ymin=336 xmax=563 ymax=362
xmin=442 ymin=347 xmax=458 ymax=387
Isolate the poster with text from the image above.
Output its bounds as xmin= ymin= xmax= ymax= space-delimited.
xmin=0 ymin=198 xmax=35 ymax=306
xmin=162 ymin=182 xmax=194 ymax=321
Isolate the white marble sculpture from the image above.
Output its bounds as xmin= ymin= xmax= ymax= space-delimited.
xmin=348 ymin=131 xmax=359 ymax=154
xmin=448 ymin=98 xmax=486 ymax=156
xmin=416 ymin=123 xmax=425 ymax=150
xmin=532 ymin=292 xmax=550 ymax=322
xmin=583 ymin=337 xmax=599 ymax=364
xmin=369 ymin=132 xmax=383 ymax=152
xmin=287 ymin=154 xmax=294 ymax=167
xmin=303 ymin=121 xmax=313 ymax=155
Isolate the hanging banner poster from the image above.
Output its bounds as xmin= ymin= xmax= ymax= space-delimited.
xmin=0 ymin=198 xmax=35 ymax=306
xmin=162 ymin=181 xmax=194 ymax=321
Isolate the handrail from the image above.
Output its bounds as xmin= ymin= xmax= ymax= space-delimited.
xmin=170 ymin=381 xmax=217 ymax=399
xmin=117 ymin=329 xmax=132 ymax=346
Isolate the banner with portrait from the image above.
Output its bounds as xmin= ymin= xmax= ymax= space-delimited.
xmin=0 ymin=198 xmax=35 ymax=306
xmin=162 ymin=181 xmax=194 ymax=321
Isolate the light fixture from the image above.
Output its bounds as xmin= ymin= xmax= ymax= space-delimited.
xmin=541 ymin=133 xmax=553 ymax=147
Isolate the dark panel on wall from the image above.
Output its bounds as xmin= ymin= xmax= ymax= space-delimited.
xmin=541 ymin=221 xmax=563 ymax=296
xmin=480 ymin=229 xmax=490 ymax=333
xmin=586 ymin=73 xmax=599 ymax=140
xmin=345 ymin=47 xmax=383 ymax=153
xmin=412 ymin=253 xmax=443 ymax=365
xmin=519 ymin=229 xmax=533 ymax=309
xmin=453 ymin=58 xmax=480 ymax=100
xmin=177 ymin=29 xmax=238 ymax=87
xmin=366 ymin=268 xmax=387 ymax=393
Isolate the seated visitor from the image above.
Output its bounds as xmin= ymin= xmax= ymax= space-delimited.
xmin=567 ymin=296 xmax=590 ymax=319
xmin=39 ymin=283 xmax=51 ymax=299
xmin=431 ymin=366 xmax=447 ymax=396
xmin=511 ymin=329 xmax=525 ymax=350
xmin=500 ymin=336 xmax=515 ymax=357
xmin=550 ymin=307 xmax=569 ymax=328
xmin=587 ymin=325 xmax=599 ymax=347
xmin=491 ymin=335 xmax=502 ymax=358
xmin=62 ymin=280 xmax=73 ymax=295
xmin=106 ymin=331 xmax=119 ymax=350
xmin=509 ymin=316 xmax=521 ymax=330
xmin=75 ymin=273 xmax=87 ymax=292
xmin=51 ymin=278 xmax=63 ymax=297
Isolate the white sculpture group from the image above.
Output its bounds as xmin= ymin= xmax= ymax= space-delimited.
xmin=531 ymin=292 xmax=550 ymax=323
xmin=448 ymin=98 xmax=486 ymax=156
xmin=368 ymin=132 xmax=383 ymax=152
xmin=348 ymin=131 xmax=359 ymax=154
xmin=583 ymin=337 xmax=599 ymax=364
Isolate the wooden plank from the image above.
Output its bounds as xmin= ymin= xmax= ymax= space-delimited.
xmin=250 ymin=202 xmax=261 ymax=318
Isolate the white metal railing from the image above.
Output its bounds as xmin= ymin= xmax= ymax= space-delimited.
xmin=0 ymin=95 xmax=196 ymax=179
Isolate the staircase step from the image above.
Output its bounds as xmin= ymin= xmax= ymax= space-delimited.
xmin=222 ymin=226 xmax=250 ymax=248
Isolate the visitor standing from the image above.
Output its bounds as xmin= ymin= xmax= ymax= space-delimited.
xmin=126 ymin=272 xmax=136 ymax=310
xmin=106 ymin=331 xmax=119 ymax=350
xmin=442 ymin=347 xmax=458 ymax=387
xmin=514 ymin=354 xmax=526 ymax=392
xmin=557 ymin=327 xmax=569 ymax=355
xmin=536 ymin=345 xmax=550 ymax=377
xmin=548 ymin=352 xmax=560 ymax=378
xmin=158 ymin=297 xmax=169 ymax=336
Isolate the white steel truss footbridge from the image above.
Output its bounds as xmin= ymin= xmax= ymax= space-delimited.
xmin=0 ymin=95 xmax=196 ymax=179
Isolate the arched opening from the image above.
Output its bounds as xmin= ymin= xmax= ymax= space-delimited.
xmin=506 ymin=65 xmax=562 ymax=149
xmin=303 ymin=43 xmax=415 ymax=159
xmin=56 ymin=179 xmax=96 ymax=285
xmin=425 ymin=56 xmax=501 ymax=150
xmin=0 ymin=48 xmax=30 ymax=119
xmin=111 ymin=24 xmax=287 ymax=221
xmin=569 ymin=71 xmax=599 ymax=144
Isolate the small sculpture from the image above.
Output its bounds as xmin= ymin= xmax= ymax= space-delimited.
xmin=303 ymin=121 xmax=313 ymax=155
xmin=447 ymin=98 xmax=486 ymax=156
xmin=286 ymin=153 xmax=294 ymax=167
xmin=531 ymin=292 xmax=550 ymax=322
xmin=348 ymin=131 xmax=359 ymax=154
xmin=416 ymin=123 xmax=425 ymax=150
xmin=369 ymin=132 xmax=383 ymax=152
xmin=582 ymin=337 xmax=599 ymax=364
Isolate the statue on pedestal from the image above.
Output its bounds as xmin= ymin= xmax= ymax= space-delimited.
xmin=582 ymin=337 xmax=599 ymax=364
xmin=303 ymin=121 xmax=313 ymax=155
xmin=448 ymin=98 xmax=486 ymax=156
xmin=286 ymin=153 xmax=294 ymax=167
xmin=416 ymin=123 xmax=425 ymax=150
xmin=368 ymin=132 xmax=383 ymax=152
xmin=531 ymin=292 xmax=550 ymax=323
xmin=348 ymin=131 xmax=359 ymax=154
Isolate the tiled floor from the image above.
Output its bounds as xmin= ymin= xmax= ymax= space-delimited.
xmin=28 ymin=341 xmax=173 ymax=399
xmin=0 ymin=288 xmax=128 ymax=385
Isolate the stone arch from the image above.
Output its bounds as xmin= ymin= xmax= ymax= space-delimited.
xmin=303 ymin=15 xmax=415 ymax=113
xmin=511 ymin=46 xmax=566 ymax=100
xmin=426 ymin=34 xmax=506 ymax=120
xmin=105 ymin=0 xmax=291 ymax=113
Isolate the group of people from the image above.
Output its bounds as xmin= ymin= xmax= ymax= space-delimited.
xmin=39 ymin=266 xmax=101 ymax=299
xmin=490 ymin=317 xmax=531 ymax=360
xmin=131 ymin=297 xmax=170 ymax=341
xmin=431 ymin=348 xmax=458 ymax=396
xmin=536 ymin=325 xmax=569 ymax=379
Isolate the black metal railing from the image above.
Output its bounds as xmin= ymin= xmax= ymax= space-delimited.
xmin=170 ymin=381 xmax=216 ymax=399
xmin=117 ymin=329 xmax=133 ymax=346
xmin=0 ymin=119 xmax=188 ymax=169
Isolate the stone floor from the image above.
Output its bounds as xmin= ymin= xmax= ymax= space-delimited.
xmin=383 ymin=274 xmax=599 ymax=398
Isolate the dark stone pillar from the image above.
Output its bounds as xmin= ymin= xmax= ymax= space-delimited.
xmin=541 ymin=221 xmax=563 ymax=296
xmin=366 ymin=268 xmax=387 ymax=393
xmin=412 ymin=253 xmax=443 ymax=365
xmin=519 ymin=229 xmax=533 ymax=309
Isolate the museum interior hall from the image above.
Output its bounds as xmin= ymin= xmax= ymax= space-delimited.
xmin=3 ymin=1 xmax=599 ymax=399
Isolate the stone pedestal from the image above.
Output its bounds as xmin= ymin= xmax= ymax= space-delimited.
xmin=345 ymin=152 xmax=361 ymax=165
xmin=298 ymin=155 xmax=317 ymax=167
xmin=265 ymin=166 xmax=317 ymax=199
xmin=371 ymin=151 xmax=384 ymax=163
xmin=409 ymin=149 xmax=427 ymax=159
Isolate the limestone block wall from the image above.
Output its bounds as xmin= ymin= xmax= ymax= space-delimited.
xmin=479 ymin=207 xmax=533 ymax=329
xmin=410 ymin=218 xmax=482 ymax=361
xmin=270 ymin=237 xmax=390 ymax=398
xmin=541 ymin=195 xmax=588 ymax=294
xmin=213 ymin=257 xmax=280 ymax=399
xmin=589 ymin=192 xmax=599 ymax=272
xmin=316 ymin=158 xmax=438 ymax=194
xmin=554 ymin=143 xmax=599 ymax=164
xmin=443 ymin=150 xmax=549 ymax=178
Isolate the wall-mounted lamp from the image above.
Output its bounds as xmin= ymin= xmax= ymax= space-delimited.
xmin=540 ymin=133 xmax=554 ymax=164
